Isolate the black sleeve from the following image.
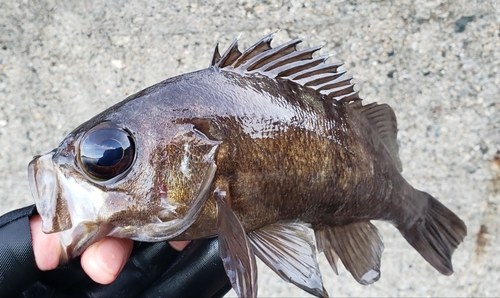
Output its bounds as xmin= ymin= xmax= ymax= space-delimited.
xmin=0 ymin=205 xmax=40 ymax=296
xmin=140 ymin=238 xmax=232 ymax=298
xmin=20 ymin=239 xmax=231 ymax=298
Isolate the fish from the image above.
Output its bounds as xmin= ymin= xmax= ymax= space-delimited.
xmin=28 ymin=33 xmax=467 ymax=298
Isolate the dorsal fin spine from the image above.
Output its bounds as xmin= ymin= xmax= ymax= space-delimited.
xmin=320 ymin=84 xmax=354 ymax=97
xmin=278 ymin=55 xmax=329 ymax=78
xmin=269 ymin=57 xmax=325 ymax=79
xmin=294 ymin=73 xmax=349 ymax=90
xmin=217 ymin=37 xmax=241 ymax=68
xmin=335 ymin=91 xmax=360 ymax=103
xmin=242 ymin=38 xmax=303 ymax=72
xmin=321 ymin=84 xmax=355 ymax=97
xmin=210 ymin=43 xmax=221 ymax=68
xmin=292 ymin=63 xmax=344 ymax=80
xmin=232 ymin=32 xmax=275 ymax=68
xmin=316 ymin=77 xmax=350 ymax=92
xmin=314 ymin=75 xmax=352 ymax=91
xmin=302 ymin=72 xmax=347 ymax=87
xmin=263 ymin=46 xmax=321 ymax=72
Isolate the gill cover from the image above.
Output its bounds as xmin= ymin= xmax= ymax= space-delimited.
xmin=115 ymin=126 xmax=222 ymax=241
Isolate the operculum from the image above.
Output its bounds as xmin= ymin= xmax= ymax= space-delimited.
xmin=156 ymin=126 xmax=221 ymax=221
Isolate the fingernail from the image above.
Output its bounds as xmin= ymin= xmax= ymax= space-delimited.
xmin=170 ymin=240 xmax=191 ymax=251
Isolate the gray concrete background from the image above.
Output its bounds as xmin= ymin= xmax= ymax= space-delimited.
xmin=1 ymin=0 xmax=499 ymax=297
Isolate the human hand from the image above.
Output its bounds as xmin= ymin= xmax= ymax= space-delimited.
xmin=30 ymin=214 xmax=190 ymax=284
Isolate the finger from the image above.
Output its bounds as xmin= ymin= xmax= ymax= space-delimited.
xmin=30 ymin=214 xmax=61 ymax=271
xmin=81 ymin=237 xmax=134 ymax=284
xmin=169 ymin=240 xmax=191 ymax=251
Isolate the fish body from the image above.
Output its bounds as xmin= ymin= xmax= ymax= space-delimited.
xmin=28 ymin=34 xmax=467 ymax=297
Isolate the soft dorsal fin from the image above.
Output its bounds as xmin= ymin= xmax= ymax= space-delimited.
xmin=211 ymin=32 xmax=361 ymax=104
xmin=354 ymin=102 xmax=402 ymax=172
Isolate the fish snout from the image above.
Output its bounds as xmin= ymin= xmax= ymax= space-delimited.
xmin=28 ymin=153 xmax=72 ymax=233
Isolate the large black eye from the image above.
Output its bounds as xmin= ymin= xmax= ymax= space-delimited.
xmin=79 ymin=123 xmax=135 ymax=181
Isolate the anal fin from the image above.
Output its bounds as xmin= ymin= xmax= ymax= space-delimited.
xmin=215 ymin=188 xmax=258 ymax=298
xmin=248 ymin=222 xmax=328 ymax=298
xmin=315 ymin=221 xmax=384 ymax=285
xmin=315 ymin=229 xmax=340 ymax=275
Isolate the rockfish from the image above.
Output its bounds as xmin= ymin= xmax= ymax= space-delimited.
xmin=28 ymin=33 xmax=467 ymax=297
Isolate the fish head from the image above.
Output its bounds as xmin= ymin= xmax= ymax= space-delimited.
xmin=28 ymin=106 xmax=220 ymax=259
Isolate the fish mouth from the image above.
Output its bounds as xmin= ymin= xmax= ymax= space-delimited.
xmin=28 ymin=152 xmax=73 ymax=233
xmin=28 ymin=152 xmax=108 ymax=236
xmin=28 ymin=151 xmax=112 ymax=260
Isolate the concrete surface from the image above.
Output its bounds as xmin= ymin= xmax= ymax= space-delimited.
xmin=1 ymin=0 xmax=499 ymax=297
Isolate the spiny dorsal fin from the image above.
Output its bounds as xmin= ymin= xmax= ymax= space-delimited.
xmin=355 ymin=102 xmax=402 ymax=172
xmin=210 ymin=33 xmax=361 ymax=104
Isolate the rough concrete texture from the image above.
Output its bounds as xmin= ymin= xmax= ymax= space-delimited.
xmin=1 ymin=0 xmax=499 ymax=297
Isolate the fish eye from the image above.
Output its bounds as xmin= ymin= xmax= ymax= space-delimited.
xmin=79 ymin=123 xmax=135 ymax=181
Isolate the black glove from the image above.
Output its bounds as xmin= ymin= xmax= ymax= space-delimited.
xmin=0 ymin=205 xmax=231 ymax=298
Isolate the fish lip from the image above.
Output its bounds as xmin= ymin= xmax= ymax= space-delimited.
xmin=28 ymin=152 xmax=73 ymax=233
xmin=28 ymin=151 xmax=110 ymax=258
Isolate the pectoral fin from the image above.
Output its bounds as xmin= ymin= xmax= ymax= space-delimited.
xmin=315 ymin=221 xmax=384 ymax=285
xmin=215 ymin=188 xmax=257 ymax=298
xmin=248 ymin=222 xmax=328 ymax=298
